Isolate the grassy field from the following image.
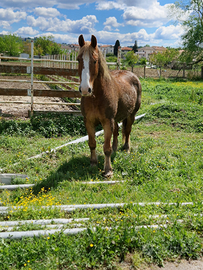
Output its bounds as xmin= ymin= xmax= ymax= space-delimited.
xmin=0 ymin=78 xmax=202 ymax=269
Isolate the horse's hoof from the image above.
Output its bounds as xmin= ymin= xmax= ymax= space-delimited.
xmin=122 ymin=146 xmax=130 ymax=153
xmin=103 ymin=171 xmax=113 ymax=178
xmin=90 ymin=160 xmax=98 ymax=167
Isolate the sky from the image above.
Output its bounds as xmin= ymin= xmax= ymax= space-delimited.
xmin=0 ymin=0 xmax=186 ymax=48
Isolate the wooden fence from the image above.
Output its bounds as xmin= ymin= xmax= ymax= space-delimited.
xmin=0 ymin=41 xmax=120 ymax=117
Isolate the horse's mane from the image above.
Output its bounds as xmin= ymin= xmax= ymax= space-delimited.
xmin=98 ymin=49 xmax=111 ymax=80
xmin=78 ymin=42 xmax=111 ymax=80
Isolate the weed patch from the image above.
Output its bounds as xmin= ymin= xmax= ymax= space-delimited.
xmin=0 ymin=78 xmax=202 ymax=269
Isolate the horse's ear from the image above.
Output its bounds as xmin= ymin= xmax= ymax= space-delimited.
xmin=91 ymin=35 xmax=97 ymax=48
xmin=78 ymin=35 xmax=85 ymax=47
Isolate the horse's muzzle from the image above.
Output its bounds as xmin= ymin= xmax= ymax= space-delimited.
xmin=79 ymin=86 xmax=93 ymax=96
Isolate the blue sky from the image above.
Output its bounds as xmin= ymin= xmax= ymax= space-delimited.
xmin=0 ymin=0 xmax=186 ymax=47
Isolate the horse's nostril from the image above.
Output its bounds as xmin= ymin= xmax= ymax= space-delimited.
xmin=88 ymin=88 xmax=92 ymax=93
xmin=79 ymin=86 xmax=82 ymax=93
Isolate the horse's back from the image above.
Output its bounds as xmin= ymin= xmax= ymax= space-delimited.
xmin=111 ymin=70 xmax=142 ymax=122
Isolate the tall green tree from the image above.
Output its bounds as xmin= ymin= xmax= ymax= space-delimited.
xmin=169 ymin=0 xmax=203 ymax=77
xmin=34 ymin=36 xmax=62 ymax=56
xmin=149 ymin=49 xmax=179 ymax=77
xmin=132 ymin=40 xmax=138 ymax=53
xmin=125 ymin=51 xmax=139 ymax=72
xmin=0 ymin=34 xmax=23 ymax=56
xmin=114 ymin=40 xmax=120 ymax=56
xmin=0 ymin=37 xmax=5 ymax=53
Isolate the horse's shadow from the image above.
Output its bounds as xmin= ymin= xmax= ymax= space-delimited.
xmin=31 ymin=153 xmax=116 ymax=195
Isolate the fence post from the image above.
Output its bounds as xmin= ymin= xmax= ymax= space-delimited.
xmin=30 ymin=39 xmax=34 ymax=117
xmin=117 ymin=48 xmax=121 ymax=70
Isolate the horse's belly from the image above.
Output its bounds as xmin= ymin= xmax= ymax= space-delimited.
xmin=115 ymin=92 xmax=137 ymax=122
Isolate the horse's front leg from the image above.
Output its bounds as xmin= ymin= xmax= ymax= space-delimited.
xmin=103 ymin=120 xmax=114 ymax=178
xmin=85 ymin=121 xmax=97 ymax=166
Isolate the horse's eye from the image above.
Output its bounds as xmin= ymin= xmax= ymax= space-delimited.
xmin=94 ymin=60 xmax=97 ymax=64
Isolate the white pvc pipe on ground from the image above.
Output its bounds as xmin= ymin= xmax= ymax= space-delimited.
xmin=0 ymin=180 xmax=127 ymax=190
xmin=2 ymin=223 xmax=84 ymax=232
xmin=0 ymin=201 xmax=198 ymax=214
xmin=0 ymin=113 xmax=146 ymax=172
xmin=0 ymin=228 xmax=87 ymax=239
xmin=0 ymin=174 xmax=29 ymax=185
xmin=0 ymin=218 xmax=89 ymax=227
xmin=0 ymin=223 xmax=173 ymax=239
xmin=0 ymin=184 xmax=34 ymax=190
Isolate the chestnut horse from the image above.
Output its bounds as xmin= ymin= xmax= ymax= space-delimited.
xmin=77 ymin=35 xmax=142 ymax=177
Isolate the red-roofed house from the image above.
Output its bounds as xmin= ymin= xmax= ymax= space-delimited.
xmin=100 ymin=45 xmax=114 ymax=54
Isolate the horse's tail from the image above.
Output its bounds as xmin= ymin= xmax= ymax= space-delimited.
xmin=132 ymin=74 xmax=142 ymax=113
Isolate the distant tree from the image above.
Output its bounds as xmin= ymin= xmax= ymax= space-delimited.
xmin=149 ymin=49 xmax=179 ymax=77
xmin=0 ymin=34 xmax=23 ymax=56
xmin=106 ymin=55 xmax=117 ymax=62
xmin=114 ymin=40 xmax=120 ymax=56
xmin=139 ymin=57 xmax=147 ymax=78
xmin=139 ymin=57 xmax=147 ymax=66
xmin=23 ymin=41 xmax=31 ymax=55
xmin=34 ymin=36 xmax=62 ymax=56
xmin=0 ymin=37 xmax=5 ymax=53
xmin=125 ymin=51 xmax=139 ymax=72
xmin=169 ymin=0 xmax=203 ymax=78
xmin=132 ymin=40 xmax=138 ymax=53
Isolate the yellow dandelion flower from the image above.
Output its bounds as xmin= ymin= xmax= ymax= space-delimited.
xmin=90 ymin=243 xmax=94 ymax=247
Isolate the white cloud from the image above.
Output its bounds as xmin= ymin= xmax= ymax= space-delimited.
xmin=0 ymin=0 xmax=95 ymax=9
xmin=0 ymin=21 xmax=10 ymax=29
xmin=96 ymin=1 xmax=125 ymax=10
xmin=103 ymin=25 xmax=112 ymax=31
xmin=0 ymin=0 xmax=56 ymax=9
xmin=96 ymin=28 xmax=150 ymax=45
xmin=104 ymin=17 xmax=123 ymax=28
xmin=123 ymin=1 xmax=170 ymax=27
xmin=15 ymin=27 xmax=39 ymax=36
xmin=27 ymin=15 xmax=98 ymax=34
xmin=35 ymin=32 xmax=78 ymax=44
xmin=152 ymin=24 xmax=185 ymax=40
xmin=0 ymin=8 xmax=26 ymax=28
xmin=120 ymin=0 xmax=156 ymax=8
xmin=0 ymin=30 xmax=10 ymax=35
xmin=27 ymin=16 xmax=50 ymax=31
xmin=34 ymin=7 xmax=60 ymax=18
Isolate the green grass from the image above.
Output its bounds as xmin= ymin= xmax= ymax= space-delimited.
xmin=0 ymin=78 xmax=202 ymax=269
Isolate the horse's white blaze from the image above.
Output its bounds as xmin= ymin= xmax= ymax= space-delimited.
xmin=80 ymin=50 xmax=91 ymax=95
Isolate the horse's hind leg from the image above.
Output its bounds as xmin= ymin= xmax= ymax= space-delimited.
xmin=85 ymin=121 xmax=97 ymax=166
xmin=122 ymin=115 xmax=135 ymax=153
xmin=112 ymin=121 xmax=119 ymax=152
xmin=103 ymin=119 xmax=114 ymax=177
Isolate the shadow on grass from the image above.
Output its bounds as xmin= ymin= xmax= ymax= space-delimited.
xmin=31 ymin=153 xmax=118 ymax=195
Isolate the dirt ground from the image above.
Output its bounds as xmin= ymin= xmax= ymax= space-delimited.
xmin=0 ymin=67 xmax=197 ymax=119
xmin=119 ymin=257 xmax=203 ymax=270
xmin=0 ymin=75 xmax=76 ymax=118
xmin=150 ymin=259 xmax=203 ymax=270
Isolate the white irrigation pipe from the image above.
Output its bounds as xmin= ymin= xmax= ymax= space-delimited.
xmin=2 ymin=223 xmax=85 ymax=232
xmin=0 ymin=181 xmax=127 ymax=190
xmin=0 ymin=184 xmax=34 ymax=190
xmin=0 ymin=222 xmax=178 ymax=239
xmin=0 ymin=228 xmax=87 ymax=239
xmin=80 ymin=180 xmax=127 ymax=185
xmin=0 ymin=218 xmax=89 ymax=227
xmin=0 ymin=113 xmax=146 ymax=172
xmin=0 ymin=201 xmax=200 ymax=215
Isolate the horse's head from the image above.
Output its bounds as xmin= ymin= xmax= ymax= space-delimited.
xmin=77 ymin=35 xmax=99 ymax=96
